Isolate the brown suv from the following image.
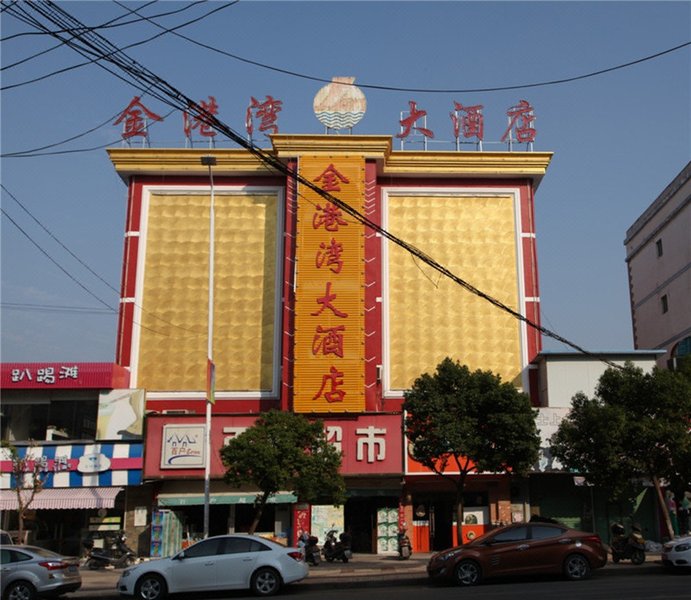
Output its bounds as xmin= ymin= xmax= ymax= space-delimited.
xmin=427 ymin=522 xmax=607 ymax=586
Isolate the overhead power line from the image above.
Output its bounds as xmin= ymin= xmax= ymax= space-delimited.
xmin=1 ymin=183 xmax=207 ymax=337
xmin=1 ymin=302 xmax=114 ymax=315
xmin=1 ymin=1 xmax=236 ymax=91
xmin=14 ymin=0 xmax=626 ymax=369
xmin=1 ymin=105 xmax=175 ymax=158
xmin=82 ymin=2 xmax=691 ymax=95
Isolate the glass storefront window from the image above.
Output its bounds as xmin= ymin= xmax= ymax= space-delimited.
xmin=1 ymin=390 xmax=97 ymax=441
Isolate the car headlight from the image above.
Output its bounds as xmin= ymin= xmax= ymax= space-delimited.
xmin=437 ymin=549 xmax=462 ymax=562
xmin=120 ymin=569 xmax=132 ymax=578
xmin=674 ymin=543 xmax=691 ymax=552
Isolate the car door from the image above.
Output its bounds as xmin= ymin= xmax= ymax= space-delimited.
xmin=215 ymin=537 xmax=263 ymax=589
xmin=483 ymin=526 xmax=530 ymax=576
xmin=168 ymin=537 xmax=223 ymax=593
xmin=0 ymin=548 xmax=32 ymax=590
xmin=522 ymin=524 xmax=569 ymax=573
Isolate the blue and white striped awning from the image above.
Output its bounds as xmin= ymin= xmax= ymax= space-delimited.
xmin=0 ymin=487 xmax=122 ymax=510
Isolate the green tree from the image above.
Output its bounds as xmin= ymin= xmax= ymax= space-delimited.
xmin=403 ymin=358 xmax=540 ymax=544
xmin=550 ymin=363 xmax=691 ymax=539
xmin=1 ymin=442 xmax=49 ymax=544
xmin=220 ymin=411 xmax=345 ymax=534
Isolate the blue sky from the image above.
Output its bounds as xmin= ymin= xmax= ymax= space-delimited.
xmin=1 ymin=1 xmax=689 ymax=362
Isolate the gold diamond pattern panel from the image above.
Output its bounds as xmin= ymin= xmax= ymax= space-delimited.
xmin=138 ymin=193 xmax=278 ymax=392
xmin=293 ymin=157 xmax=365 ymax=413
xmin=388 ymin=194 xmax=521 ymax=390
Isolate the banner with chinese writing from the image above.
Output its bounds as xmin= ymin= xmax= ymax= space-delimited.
xmin=293 ymin=156 xmax=365 ymax=412
xmin=143 ymin=414 xmax=401 ymax=478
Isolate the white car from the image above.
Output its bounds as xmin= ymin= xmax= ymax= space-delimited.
xmin=117 ymin=534 xmax=308 ymax=599
xmin=661 ymin=535 xmax=691 ymax=569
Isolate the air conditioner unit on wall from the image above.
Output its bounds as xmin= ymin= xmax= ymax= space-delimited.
xmin=162 ymin=409 xmax=192 ymax=415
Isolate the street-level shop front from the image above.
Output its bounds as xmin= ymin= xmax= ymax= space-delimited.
xmin=143 ymin=412 xmax=403 ymax=554
xmin=0 ymin=441 xmax=142 ymax=556
xmin=0 ymin=362 xmax=146 ymax=556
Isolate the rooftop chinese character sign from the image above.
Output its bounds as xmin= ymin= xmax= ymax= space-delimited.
xmin=293 ymin=156 xmax=366 ymax=412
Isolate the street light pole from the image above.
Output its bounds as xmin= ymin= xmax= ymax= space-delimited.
xmin=201 ymin=155 xmax=217 ymax=539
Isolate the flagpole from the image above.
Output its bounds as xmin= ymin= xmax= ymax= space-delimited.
xmin=201 ymin=155 xmax=217 ymax=539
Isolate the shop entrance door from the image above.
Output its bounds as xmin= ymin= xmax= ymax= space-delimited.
xmin=429 ymin=500 xmax=453 ymax=551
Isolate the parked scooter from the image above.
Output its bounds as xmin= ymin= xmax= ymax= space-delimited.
xmin=305 ymin=535 xmax=321 ymax=566
xmin=298 ymin=532 xmax=321 ymax=566
xmin=322 ymin=529 xmax=352 ymax=563
xmin=610 ymin=522 xmax=646 ymax=565
xmin=397 ymin=528 xmax=412 ymax=560
xmin=84 ymin=531 xmax=137 ymax=570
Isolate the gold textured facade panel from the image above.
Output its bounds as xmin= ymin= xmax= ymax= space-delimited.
xmin=293 ymin=156 xmax=366 ymax=412
xmin=137 ymin=193 xmax=278 ymax=392
xmin=388 ymin=195 xmax=521 ymax=389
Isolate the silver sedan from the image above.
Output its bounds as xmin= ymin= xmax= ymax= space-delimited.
xmin=0 ymin=544 xmax=81 ymax=600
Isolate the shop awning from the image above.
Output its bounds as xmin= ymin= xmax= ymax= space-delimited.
xmin=157 ymin=492 xmax=297 ymax=507
xmin=0 ymin=487 xmax=122 ymax=510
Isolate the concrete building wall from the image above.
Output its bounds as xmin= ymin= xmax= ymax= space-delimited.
xmin=625 ymin=162 xmax=691 ymax=367
xmin=536 ymin=351 xmax=663 ymax=408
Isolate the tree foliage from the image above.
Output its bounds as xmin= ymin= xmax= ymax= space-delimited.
xmin=550 ymin=363 xmax=691 ymax=537
xmin=220 ymin=411 xmax=345 ymax=534
xmin=403 ymin=358 xmax=540 ymax=543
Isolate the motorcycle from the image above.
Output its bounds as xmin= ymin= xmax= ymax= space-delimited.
xmin=610 ymin=522 xmax=646 ymax=565
xmin=84 ymin=531 xmax=137 ymax=570
xmin=397 ymin=529 xmax=412 ymax=560
xmin=298 ymin=532 xmax=321 ymax=566
xmin=322 ymin=529 xmax=352 ymax=563
xmin=304 ymin=535 xmax=321 ymax=566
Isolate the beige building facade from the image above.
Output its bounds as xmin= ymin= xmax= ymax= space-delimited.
xmin=625 ymin=162 xmax=691 ymax=368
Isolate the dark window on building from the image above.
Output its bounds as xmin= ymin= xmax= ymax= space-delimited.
xmin=661 ymin=294 xmax=669 ymax=314
xmin=0 ymin=390 xmax=97 ymax=441
xmin=656 ymin=239 xmax=663 ymax=257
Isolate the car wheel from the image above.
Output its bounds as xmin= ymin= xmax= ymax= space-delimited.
xmin=250 ymin=567 xmax=282 ymax=597
xmin=564 ymin=553 xmax=591 ymax=580
xmin=4 ymin=580 xmax=37 ymax=600
xmin=135 ymin=574 xmax=168 ymax=600
xmin=454 ymin=560 xmax=482 ymax=586
xmin=86 ymin=558 xmax=102 ymax=570
xmin=631 ymin=550 xmax=645 ymax=565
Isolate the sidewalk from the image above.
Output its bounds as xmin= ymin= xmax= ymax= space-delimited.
xmin=77 ymin=551 xmax=664 ymax=593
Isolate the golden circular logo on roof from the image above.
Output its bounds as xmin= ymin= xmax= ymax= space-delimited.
xmin=313 ymin=76 xmax=367 ymax=131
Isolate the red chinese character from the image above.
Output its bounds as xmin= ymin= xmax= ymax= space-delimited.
xmin=311 ymin=282 xmax=348 ymax=318
xmin=246 ymin=95 xmax=282 ymax=137
xmin=501 ymin=99 xmax=536 ymax=143
xmin=113 ymin=97 xmax=163 ymax=139
xmin=313 ymin=202 xmax=348 ymax=232
xmin=312 ymin=366 xmax=346 ymax=403
xmin=451 ymin=102 xmax=484 ymax=140
xmin=312 ymin=324 xmax=346 ymax=357
xmin=396 ymin=100 xmax=434 ymax=139
xmin=316 ymin=238 xmax=344 ymax=273
xmin=314 ymin=164 xmax=350 ymax=192
xmin=184 ymin=96 xmax=219 ymax=139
